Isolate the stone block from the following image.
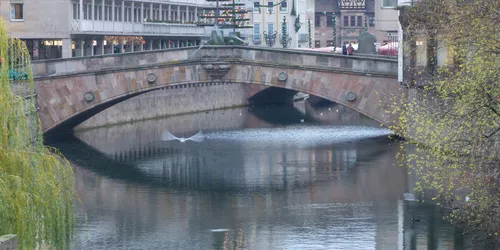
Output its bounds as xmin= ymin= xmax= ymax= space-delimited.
xmin=0 ymin=235 xmax=18 ymax=250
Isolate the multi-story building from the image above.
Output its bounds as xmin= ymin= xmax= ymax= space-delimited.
xmin=373 ymin=0 xmax=398 ymax=44
xmin=250 ymin=0 xmax=314 ymax=48
xmin=313 ymin=0 xmax=339 ymax=48
xmin=0 ymin=0 xmax=208 ymax=60
xmin=314 ymin=0 xmax=398 ymax=49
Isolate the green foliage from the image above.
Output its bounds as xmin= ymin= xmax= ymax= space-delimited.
xmin=0 ymin=18 xmax=75 ymax=249
xmin=280 ymin=15 xmax=290 ymax=48
xmin=390 ymin=0 xmax=500 ymax=240
xmin=308 ymin=18 xmax=312 ymax=49
xmin=332 ymin=15 xmax=336 ymax=50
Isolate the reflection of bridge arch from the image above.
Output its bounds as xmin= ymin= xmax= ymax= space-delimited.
xmin=33 ymin=46 xmax=402 ymax=134
xmin=56 ymin=131 xmax=392 ymax=193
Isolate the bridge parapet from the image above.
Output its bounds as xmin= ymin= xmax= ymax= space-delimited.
xmin=31 ymin=46 xmax=398 ymax=79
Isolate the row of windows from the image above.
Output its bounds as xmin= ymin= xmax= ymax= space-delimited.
xmin=315 ymin=15 xmax=375 ymax=28
xmin=72 ymin=4 xmax=193 ymax=22
xmin=253 ymin=22 xmax=284 ymax=41
xmin=253 ymin=1 xmax=287 ymax=14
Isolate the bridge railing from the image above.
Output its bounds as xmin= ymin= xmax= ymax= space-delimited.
xmin=31 ymin=46 xmax=398 ymax=79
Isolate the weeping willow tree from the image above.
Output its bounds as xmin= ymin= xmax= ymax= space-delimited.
xmin=0 ymin=19 xmax=76 ymax=249
xmin=390 ymin=0 xmax=500 ymax=244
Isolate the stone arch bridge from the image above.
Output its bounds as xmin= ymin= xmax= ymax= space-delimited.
xmin=31 ymin=46 xmax=403 ymax=134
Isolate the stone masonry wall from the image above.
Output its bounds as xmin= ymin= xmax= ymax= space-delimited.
xmin=77 ymin=83 xmax=269 ymax=130
xmin=0 ymin=235 xmax=17 ymax=250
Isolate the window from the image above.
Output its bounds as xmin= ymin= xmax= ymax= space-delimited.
xmin=10 ymin=3 xmax=24 ymax=21
xmin=357 ymin=16 xmax=362 ymax=27
xmin=327 ymin=40 xmax=334 ymax=46
xmin=327 ymin=15 xmax=334 ymax=27
xmin=87 ymin=5 xmax=92 ymax=20
xmin=343 ymin=16 xmax=348 ymax=26
xmin=253 ymin=2 xmax=261 ymax=13
xmin=315 ymin=14 xmax=321 ymax=27
xmin=315 ymin=40 xmax=320 ymax=48
xmin=267 ymin=2 xmax=274 ymax=14
xmin=73 ymin=3 xmax=77 ymax=19
xmin=254 ymin=23 xmax=261 ymax=41
xmin=350 ymin=16 xmax=355 ymax=27
xmin=368 ymin=14 xmax=375 ymax=27
xmin=382 ymin=0 xmax=397 ymax=8
xmin=267 ymin=23 xmax=275 ymax=34
xmin=280 ymin=1 xmax=287 ymax=13
xmin=95 ymin=5 xmax=101 ymax=21
xmin=299 ymin=33 xmax=308 ymax=42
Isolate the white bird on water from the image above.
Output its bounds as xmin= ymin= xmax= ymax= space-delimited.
xmin=161 ymin=130 xmax=205 ymax=143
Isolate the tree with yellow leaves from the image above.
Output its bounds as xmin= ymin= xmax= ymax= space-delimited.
xmin=392 ymin=0 xmax=500 ymax=244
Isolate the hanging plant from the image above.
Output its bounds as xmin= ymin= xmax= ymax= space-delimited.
xmin=332 ymin=14 xmax=337 ymax=51
xmin=308 ymin=18 xmax=312 ymax=48
xmin=280 ymin=15 xmax=291 ymax=48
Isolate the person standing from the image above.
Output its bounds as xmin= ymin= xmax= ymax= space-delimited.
xmin=347 ymin=43 xmax=354 ymax=55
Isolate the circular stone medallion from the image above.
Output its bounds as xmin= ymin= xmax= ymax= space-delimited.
xmin=147 ymin=73 xmax=156 ymax=84
xmin=346 ymin=91 xmax=357 ymax=101
xmin=277 ymin=72 xmax=288 ymax=81
xmin=84 ymin=92 xmax=94 ymax=102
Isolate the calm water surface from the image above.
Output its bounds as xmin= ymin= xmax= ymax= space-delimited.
xmin=51 ymin=104 xmax=467 ymax=250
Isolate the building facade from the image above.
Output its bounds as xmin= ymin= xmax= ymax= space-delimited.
xmin=0 ymin=0 xmax=209 ymax=60
xmin=314 ymin=0 xmax=376 ymax=49
xmin=250 ymin=0 xmax=314 ymax=48
xmin=373 ymin=0 xmax=398 ymax=44
xmin=313 ymin=0 xmax=398 ymax=49
xmin=313 ymin=0 xmax=339 ymax=48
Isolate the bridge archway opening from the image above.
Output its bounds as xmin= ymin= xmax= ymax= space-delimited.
xmin=248 ymin=87 xmax=298 ymax=105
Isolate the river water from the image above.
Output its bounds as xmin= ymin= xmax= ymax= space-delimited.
xmin=51 ymin=103 xmax=469 ymax=250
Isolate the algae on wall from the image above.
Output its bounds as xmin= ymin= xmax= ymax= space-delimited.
xmin=0 ymin=18 xmax=76 ymax=249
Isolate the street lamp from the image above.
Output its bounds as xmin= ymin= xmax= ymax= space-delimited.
xmin=263 ymin=30 xmax=277 ymax=47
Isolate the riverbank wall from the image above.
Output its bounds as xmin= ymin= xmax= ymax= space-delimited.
xmin=76 ymin=83 xmax=270 ymax=130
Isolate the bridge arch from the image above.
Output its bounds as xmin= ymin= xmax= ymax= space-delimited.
xmin=33 ymin=46 xmax=403 ymax=134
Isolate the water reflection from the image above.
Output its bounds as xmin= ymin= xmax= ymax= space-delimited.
xmin=51 ymin=104 xmax=470 ymax=249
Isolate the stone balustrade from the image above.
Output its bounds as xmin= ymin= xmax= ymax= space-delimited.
xmin=31 ymin=46 xmax=398 ymax=79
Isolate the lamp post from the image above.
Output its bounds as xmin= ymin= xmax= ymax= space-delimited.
xmin=263 ymin=30 xmax=277 ymax=47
